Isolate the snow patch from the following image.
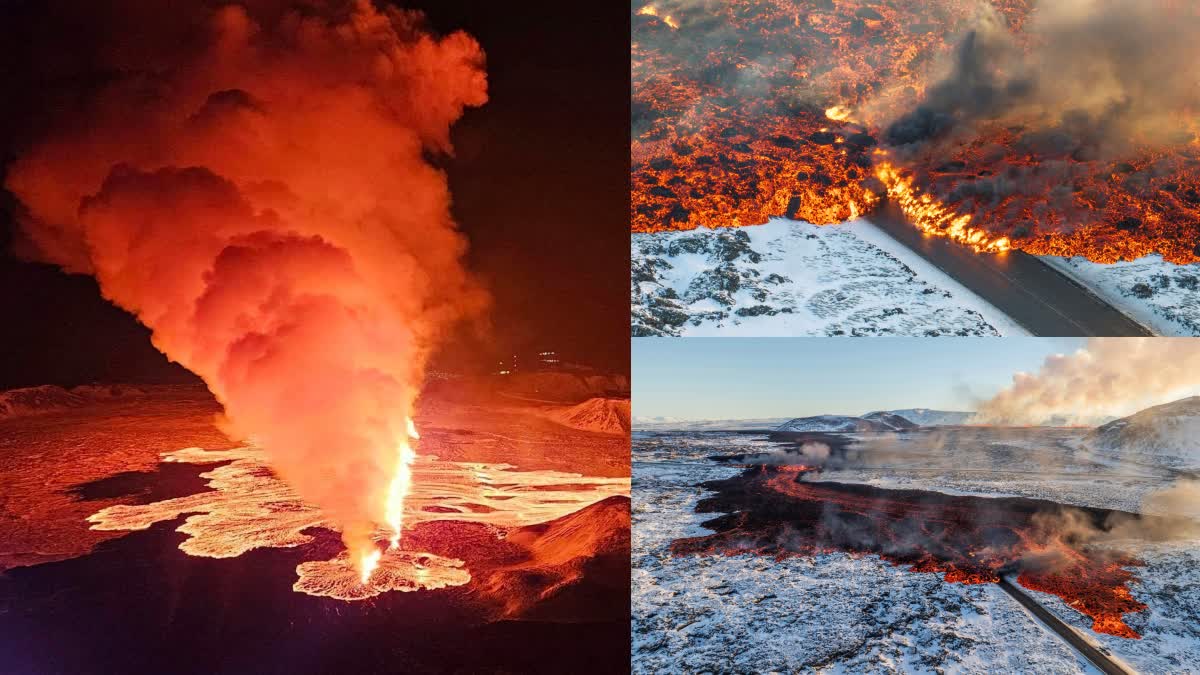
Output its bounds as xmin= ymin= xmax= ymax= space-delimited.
xmin=632 ymin=218 xmax=1025 ymax=337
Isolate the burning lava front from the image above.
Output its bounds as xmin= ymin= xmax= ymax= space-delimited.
xmin=632 ymin=0 xmax=1200 ymax=264
xmin=670 ymin=464 xmax=1151 ymax=638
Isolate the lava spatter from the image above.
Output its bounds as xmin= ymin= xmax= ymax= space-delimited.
xmin=296 ymin=548 xmax=471 ymax=601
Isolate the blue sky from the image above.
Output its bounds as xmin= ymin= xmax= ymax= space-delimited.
xmin=632 ymin=338 xmax=1086 ymax=420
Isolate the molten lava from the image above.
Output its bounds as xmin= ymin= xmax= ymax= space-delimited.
xmin=671 ymin=465 xmax=1149 ymax=638
xmin=631 ymin=1 xmax=1200 ymax=263
xmin=89 ymin=445 xmax=630 ymax=602
xmin=877 ymin=161 xmax=1011 ymax=253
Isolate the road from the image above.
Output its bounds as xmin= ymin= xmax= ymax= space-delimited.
xmin=870 ymin=201 xmax=1154 ymax=336
xmin=997 ymin=576 xmax=1132 ymax=675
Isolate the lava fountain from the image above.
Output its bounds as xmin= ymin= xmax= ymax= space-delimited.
xmin=6 ymin=0 xmax=489 ymax=577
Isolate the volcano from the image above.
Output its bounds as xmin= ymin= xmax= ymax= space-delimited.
xmin=0 ymin=376 xmax=631 ymax=672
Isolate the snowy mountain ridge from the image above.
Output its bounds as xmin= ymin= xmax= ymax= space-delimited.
xmin=1086 ymin=396 xmax=1200 ymax=471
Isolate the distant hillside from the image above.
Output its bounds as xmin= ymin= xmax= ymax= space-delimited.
xmin=632 ymin=417 xmax=789 ymax=432
xmin=547 ymin=398 xmax=631 ymax=435
xmin=775 ymin=413 xmax=916 ymax=433
xmin=1086 ymin=397 xmax=1200 ymax=471
xmin=866 ymin=408 xmax=976 ymax=426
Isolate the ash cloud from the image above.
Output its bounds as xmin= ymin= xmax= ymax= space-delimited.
xmin=886 ymin=0 xmax=1200 ymax=157
xmin=6 ymin=1 xmax=488 ymax=560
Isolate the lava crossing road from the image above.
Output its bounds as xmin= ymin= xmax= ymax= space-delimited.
xmin=870 ymin=202 xmax=1154 ymax=336
xmin=998 ymin=577 xmax=1131 ymax=675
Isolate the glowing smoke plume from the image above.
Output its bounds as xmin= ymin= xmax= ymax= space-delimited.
xmin=977 ymin=338 xmax=1200 ymax=425
xmin=6 ymin=1 xmax=488 ymax=567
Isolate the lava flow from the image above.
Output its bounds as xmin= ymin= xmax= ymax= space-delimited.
xmin=670 ymin=465 xmax=1150 ymax=638
xmin=88 ymin=444 xmax=630 ymax=602
xmin=632 ymin=0 xmax=1200 ymax=263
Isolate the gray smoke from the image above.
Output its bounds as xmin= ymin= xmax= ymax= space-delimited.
xmin=886 ymin=0 xmax=1200 ymax=158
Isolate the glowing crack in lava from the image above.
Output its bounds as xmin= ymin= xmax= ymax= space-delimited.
xmin=631 ymin=0 xmax=1200 ymax=263
xmin=671 ymin=466 xmax=1149 ymax=638
xmin=88 ymin=446 xmax=630 ymax=602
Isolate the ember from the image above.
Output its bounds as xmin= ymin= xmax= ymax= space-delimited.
xmin=671 ymin=465 xmax=1150 ymax=638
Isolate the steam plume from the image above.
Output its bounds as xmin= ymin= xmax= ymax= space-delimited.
xmin=977 ymin=338 xmax=1200 ymax=426
xmin=6 ymin=1 xmax=488 ymax=561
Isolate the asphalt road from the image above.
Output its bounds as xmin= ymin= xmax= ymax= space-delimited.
xmin=997 ymin=576 xmax=1131 ymax=675
xmin=870 ymin=202 xmax=1155 ymax=336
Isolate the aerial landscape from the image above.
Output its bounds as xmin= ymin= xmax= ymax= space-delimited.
xmin=0 ymin=1 xmax=631 ymax=672
xmin=633 ymin=338 xmax=1200 ymax=673
xmin=631 ymin=0 xmax=1200 ymax=336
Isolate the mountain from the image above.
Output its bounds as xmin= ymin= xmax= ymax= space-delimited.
xmin=867 ymin=408 xmax=977 ymax=426
xmin=0 ymin=384 xmax=155 ymax=420
xmin=546 ymin=398 xmax=631 ymax=435
xmin=775 ymin=413 xmax=915 ymax=433
xmin=1086 ymin=396 xmax=1200 ymax=471
xmin=861 ymin=411 xmax=919 ymax=430
xmin=632 ymin=417 xmax=790 ymax=432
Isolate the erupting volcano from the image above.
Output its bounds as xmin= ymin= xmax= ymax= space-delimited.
xmin=632 ymin=0 xmax=1200 ymax=264
xmin=5 ymin=1 xmax=490 ymax=581
xmin=671 ymin=464 xmax=1151 ymax=638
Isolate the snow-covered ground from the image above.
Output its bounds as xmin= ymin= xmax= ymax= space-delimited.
xmin=631 ymin=218 xmax=1027 ymax=337
xmin=633 ymin=429 xmax=1200 ymax=674
xmin=1043 ymin=255 xmax=1200 ymax=336
xmin=633 ymin=433 xmax=1099 ymax=674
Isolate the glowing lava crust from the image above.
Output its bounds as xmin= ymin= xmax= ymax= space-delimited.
xmin=632 ymin=1 xmax=1200 ymax=264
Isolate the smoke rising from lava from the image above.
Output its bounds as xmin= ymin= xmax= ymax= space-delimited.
xmin=887 ymin=0 xmax=1200 ymax=156
xmin=632 ymin=0 xmax=1200 ymax=263
xmin=6 ymin=1 xmax=488 ymax=563
xmin=976 ymin=338 xmax=1200 ymax=425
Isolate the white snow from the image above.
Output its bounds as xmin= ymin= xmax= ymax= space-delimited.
xmin=1043 ymin=255 xmax=1200 ymax=336
xmin=868 ymin=408 xmax=978 ymax=427
xmin=632 ymin=432 xmax=1099 ymax=673
xmin=632 ymin=218 xmax=1027 ymax=337
xmin=1085 ymin=397 xmax=1200 ymax=472
xmin=633 ymin=424 xmax=1200 ymax=673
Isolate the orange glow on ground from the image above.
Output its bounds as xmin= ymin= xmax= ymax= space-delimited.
xmin=88 ymin=446 xmax=630 ymax=601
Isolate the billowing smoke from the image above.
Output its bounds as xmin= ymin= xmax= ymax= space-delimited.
xmin=740 ymin=441 xmax=832 ymax=466
xmin=976 ymin=338 xmax=1200 ymax=426
xmin=886 ymin=0 xmax=1200 ymax=156
xmin=6 ymin=1 xmax=488 ymax=561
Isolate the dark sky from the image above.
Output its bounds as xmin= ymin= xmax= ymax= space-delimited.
xmin=0 ymin=0 xmax=630 ymax=388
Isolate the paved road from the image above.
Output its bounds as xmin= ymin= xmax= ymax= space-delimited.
xmin=997 ymin=577 xmax=1131 ymax=675
xmin=870 ymin=202 xmax=1154 ymax=336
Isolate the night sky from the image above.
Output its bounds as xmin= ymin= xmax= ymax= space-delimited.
xmin=0 ymin=0 xmax=630 ymax=388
